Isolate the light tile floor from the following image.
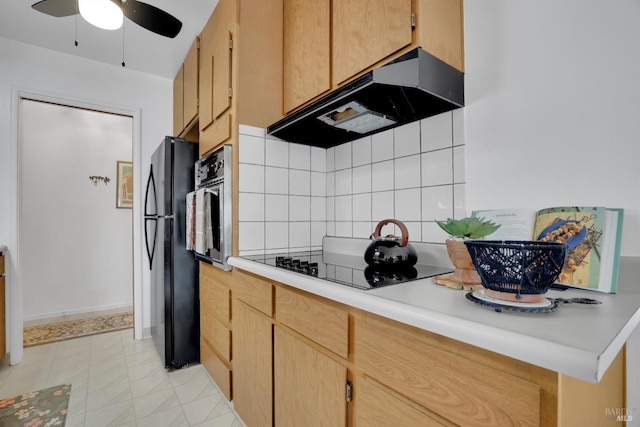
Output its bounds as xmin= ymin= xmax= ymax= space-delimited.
xmin=0 ymin=329 xmax=245 ymax=427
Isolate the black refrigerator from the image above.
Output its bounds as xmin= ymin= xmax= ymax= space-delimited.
xmin=144 ymin=136 xmax=199 ymax=369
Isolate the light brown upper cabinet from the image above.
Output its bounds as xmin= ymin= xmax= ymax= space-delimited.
xmin=332 ymin=0 xmax=413 ymax=85
xmin=282 ymin=0 xmax=464 ymax=114
xmin=282 ymin=0 xmax=331 ymax=113
xmin=199 ymin=0 xmax=235 ymax=155
xmin=198 ymin=0 xmax=284 ymax=156
xmin=173 ymin=38 xmax=199 ymax=137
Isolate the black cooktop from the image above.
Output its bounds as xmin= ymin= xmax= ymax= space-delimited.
xmin=245 ymin=250 xmax=453 ymax=290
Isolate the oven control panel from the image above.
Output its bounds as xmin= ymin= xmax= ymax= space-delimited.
xmin=195 ymin=145 xmax=230 ymax=189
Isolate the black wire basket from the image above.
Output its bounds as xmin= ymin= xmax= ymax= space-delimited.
xmin=464 ymin=240 xmax=567 ymax=296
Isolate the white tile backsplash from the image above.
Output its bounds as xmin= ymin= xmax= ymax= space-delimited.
xmin=353 ymin=221 xmax=373 ymax=239
xmin=352 ymin=136 xmax=372 ymax=167
xmin=311 ymin=172 xmax=326 ymax=197
xmin=334 ymin=142 xmax=352 ymax=170
xmin=394 ymin=121 xmax=421 ymax=157
xmin=335 ymin=169 xmax=352 ymax=196
xmin=237 ymin=111 xmax=466 ymax=255
xmin=265 ymin=138 xmax=289 ymax=168
xmin=335 ymin=195 xmax=353 ymax=222
xmin=289 ymin=169 xmax=311 ymax=196
xmin=394 ymin=188 xmax=421 ymax=221
xmin=239 ymin=134 xmax=265 ymax=165
xmin=239 ymin=222 xmax=264 ymax=250
xmin=421 ymin=113 xmax=453 ymax=152
xmin=371 ymin=190 xmax=395 ymax=222
xmin=311 ymin=146 xmax=326 ymax=172
xmin=238 ymin=193 xmax=264 ymax=222
xmin=452 ymin=108 xmax=465 ymax=147
xmin=352 ymin=193 xmax=372 ymax=222
xmin=290 ymin=143 xmax=311 ymax=170
xmin=311 ymin=197 xmax=326 ymax=221
xmin=289 ymin=222 xmax=311 ymax=247
xmin=421 ymin=150 xmax=453 ymax=186
xmin=265 ymin=194 xmax=288 ymax=221
xmin=239 ymin=124 xmax=266 ymax=138
xmin=265 ymin=222 xmax=289 ymax=249
xmin=238 ymin=164 xmax=264 ymax=193
xmin=453 ymin=145 xmax=465 ymax=184
xmin=289 ymin=196 xmax=311 ymax=221
xmin=265 ymin=166 xmax=288 ymax=194
xmin=371 ymin=129 xmax=394 ymax=162
xmin=352 ymin=165 xmax=372 ymax=194
xmin=421 ymin=185 xmax=453 ymax=222
xmin=394 ymin=154 xmax=421 ymax=189
xmin=371 ymin=160 xmax=394 ymax=192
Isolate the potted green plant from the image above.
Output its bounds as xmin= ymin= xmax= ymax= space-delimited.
xmin=434 ymin=217 xmax=501 ymax=289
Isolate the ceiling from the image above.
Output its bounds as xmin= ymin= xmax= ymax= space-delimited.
xmin=0 ymin=0 xmax=220 ymax=79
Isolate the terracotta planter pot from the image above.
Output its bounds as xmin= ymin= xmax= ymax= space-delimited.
xmin=445 ymin=239 xmax=482 ymax=286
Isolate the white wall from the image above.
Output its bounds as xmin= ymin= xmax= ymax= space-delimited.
xmin=464 ymin=0 xmax=640 ymax=256
xmin=0 ymin=36 xmax=173 ymax=361
xmin=20 ymin=100 xmax=133 ymax=320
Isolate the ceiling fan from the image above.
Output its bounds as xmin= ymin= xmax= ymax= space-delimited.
xmin=31 ymin=0 xmax=182 ymax=38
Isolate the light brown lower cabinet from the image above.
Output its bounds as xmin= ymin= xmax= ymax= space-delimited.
xmin=227 ymin=269 xmax=625 ymax=427
xmin=274 ymin=326 xmax=348 ymax=427
xmin=353 ymin=376 xmax=445 ymax=427
xmin=232 ymin=299 xmax=273 ymax=427
xmin=199 ymin=263 xmax=232 ymax=400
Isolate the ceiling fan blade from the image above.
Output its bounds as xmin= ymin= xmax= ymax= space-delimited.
xmin=31 ymin=0 xmax=78 ymax=17
xmin=122 ymin=0 xmax=182 ymax=38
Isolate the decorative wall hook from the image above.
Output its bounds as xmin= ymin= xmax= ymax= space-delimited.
xmin=89 ymin=176 xmax=110 ymax=186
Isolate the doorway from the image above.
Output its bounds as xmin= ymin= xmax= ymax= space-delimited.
xmin=19 ymin=99 xmax=134 ymax=344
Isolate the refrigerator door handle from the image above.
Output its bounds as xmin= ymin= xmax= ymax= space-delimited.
xmin=145 ymin=218 xmax=158 ymax=269
xmin=144 ymin=165 xmax=157 ymax=217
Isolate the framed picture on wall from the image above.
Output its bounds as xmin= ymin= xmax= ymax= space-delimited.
xmin=116 ymin=161 xmax=133 ymax=209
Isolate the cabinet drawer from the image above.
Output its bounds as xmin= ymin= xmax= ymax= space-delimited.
xmin=355 ymin=376 xmax=444 ymax=427
xmin=201 ymin=338 xmax=232 ymax=400
xmin=201 ymin=313 xmax=231 ymax=361
xmin=275 ymin=286 xmax=348 ymax=359
xmin=234 ymin=270 xmax=272 ymax=316
xmin=354 ymin=315 xmax=540 ymax=427
xmin=200 ymin=267 xmax=231 ymax=323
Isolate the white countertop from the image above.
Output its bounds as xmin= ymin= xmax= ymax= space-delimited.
xmin=228 ymin=254 xmax=640 ymax=383
xmin=0 ymin=245 xmax=6 ymax=253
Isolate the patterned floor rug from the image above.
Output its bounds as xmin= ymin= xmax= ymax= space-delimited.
xmin=0 ymin=384 xmax=71 ymax=426
xmin=23 ymin=312 xmax=133 ymax=347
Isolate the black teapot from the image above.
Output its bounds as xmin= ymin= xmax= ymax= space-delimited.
xmin=364 ymin=219 xmax=417 ymax=267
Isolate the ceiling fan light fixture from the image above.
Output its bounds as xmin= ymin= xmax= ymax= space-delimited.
xmin=78 ymin=0 xmax=123 ymax=31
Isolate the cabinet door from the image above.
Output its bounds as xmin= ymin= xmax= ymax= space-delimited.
xmin=199 ymin=0 xmax=235 ymax=131
xmin=232 ymin=299 xmax=273 ymax=427
xmin=355 ymin=376 xmax=444 ymax=427
xmin=332 ymin=0 xmax=412 ymax=85
xmin=274 ymin=327 xmax=347 ymax=427
xmin=173 ymin=64 xmax=184 ymax=136
xmin=283 ymin=0 xmax=330 ymax=113
xmin=183 ymin=38 xmax=199 ymax=128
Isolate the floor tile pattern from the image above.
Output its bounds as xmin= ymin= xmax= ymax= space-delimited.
xmin=0 ymin=330 xmax=245 ymax=426
xmin=23 ymin=313 xmax=134 ymax=347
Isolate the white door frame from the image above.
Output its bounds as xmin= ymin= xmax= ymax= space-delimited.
xmin=9 ymin=86 xmax=144 ymax=365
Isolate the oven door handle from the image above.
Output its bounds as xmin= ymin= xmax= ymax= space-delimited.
xmin=203 ymin=187 xmax=221 ymax=252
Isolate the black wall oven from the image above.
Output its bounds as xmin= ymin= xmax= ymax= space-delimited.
xmin=194 ymin=144 xmax=232 ymax=270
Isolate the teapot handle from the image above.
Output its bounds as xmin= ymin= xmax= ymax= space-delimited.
xmin=372 ymin=219 xmax=410 ymax=247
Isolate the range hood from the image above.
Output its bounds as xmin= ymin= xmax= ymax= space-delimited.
xmin=267 ymin=47 xmax=464 ymax=148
